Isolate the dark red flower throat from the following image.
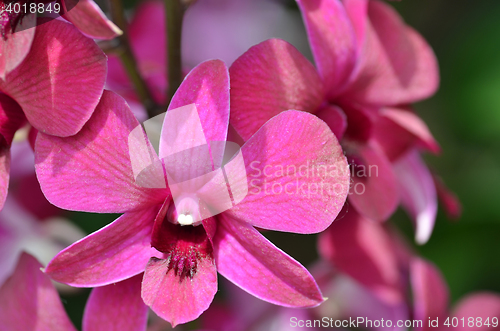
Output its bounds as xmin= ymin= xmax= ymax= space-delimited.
xmin=151 ymin=202 xmax=214 ymax=280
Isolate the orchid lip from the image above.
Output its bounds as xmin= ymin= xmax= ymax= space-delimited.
xmin=151 ymin=213 xmax=214 ymax=281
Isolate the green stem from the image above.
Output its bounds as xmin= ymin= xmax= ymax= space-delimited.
xmin=109 ymin=0 xmax=159 ymax=118
xmin=165 ymin=0 xmax=187 ymax=105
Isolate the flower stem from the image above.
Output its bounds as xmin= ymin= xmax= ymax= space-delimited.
xmin=165 ymin=0 xmax=188 ymax=104
xmin=109 ymin=0 xmax=159 ymax=118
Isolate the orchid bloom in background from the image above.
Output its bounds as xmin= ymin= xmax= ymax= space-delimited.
xmin=319 ymin=207 xmax=499 ymax=330
xmin=9 ymin=139 xmax=63 ymax=220
xmin=202 ymin=235 xmax=500 ymax=331
xmin=229 ymin=0 xmax=451 ymax=243
xmin=59 ymin=0 xmax=122 ymax=40
xmin=0 ymin=0 xmax=118 ymax=79
xmin=317 ymin=204 xmax=453 ymax=314
xmin=36 ymin=60 xmax=350 ymax=326
xmin=318 ymin=205 xmax=411 ymax=306
xmin=0 ymin=138 xmax=84 ymax=286
xmin=0 ymin=252 xmax=148 ymax=331
xmin=202 ymin=260 xmax=408 ymax=331
xmin=106 ymin=0 xmax=308 ymax=120
xmin=0 ymin=18 xmax=107 ymax=210
xmin=410 ymin=258 xmax=500 ymax=331
xmin=0 ymin=196 xmax=85 ymax=286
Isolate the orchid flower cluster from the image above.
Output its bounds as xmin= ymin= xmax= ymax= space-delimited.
xmin=0 ymin=0 xmax=498 ymax=330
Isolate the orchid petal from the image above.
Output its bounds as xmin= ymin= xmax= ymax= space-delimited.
xmin=410 ymin=258 xmax=449 ymax=331
xmin=296 ymin=0 xmax=358 ymax=98
xmin=83 ymin=275 xmax=148 ymax=331
xmin=62 ymin=0 xmax=122 ymax=40
xmin=159 ymin=60 xmax=230 ymax=194
xmin=0 ymin=253 xmax=76 ymax=331
xmin=393 ymin=150 xmax=438 ymax=245
xmin=215 ymin=214 xmax=324 ymax=307
xmin=0 ymin=95 xmax=26 ymax=210
xmin=224 ymin=110 xmax=349 ymax=234
xmin=318 ymin=206 xmax=404 ymax=305
xmin=229 ymin=39 xmax=324 ymax=141
xmin=129 ymin=1 xmax=166 ymax=71
xmin=343 ymin=0 xmax=368 ymax=51
xmin=325 ymin=274 xmax=409 ymax=331
xmin=129 ymin=0 xmax=167 ymax=103
xmin=375 ymin=107 xmax=440 ymax=160
xmin=0 ymin=19 xmax=106 ymax=137
xmin=347 ymin=141 xmax=399 ymax=222
xmin=341 ymin=1 xmax=439 ymax=106
xmin=35 ymin=90 xmax=167 ymax=213
xmin=434 ymin=175 xmax=462 ymax=220
xmin=374 ymin=113 xmax=420 ymax=162
xmin=142 ymin=256 xmax=217 ymax=327
xmin=105 ymin=1 xmax=166 ymax=106
xmin=0 ymin=93 xmax=27 ymax=147
xmin=452 ymin=293 xmax=500 ymax=331
xmin=45 ymin=206 xmax=160 ymax=287
xmin=0 ymin=151 xmax=9 ymax=211
xmin=165 ymin=60 xmax=230 ymax=150
xmin=0 ymin=13 xmax=35 ymax=80
xmin=342 ymin=104 xmax=376 ymax=143
xmin=315 ymin=104 xmax=347 ymax=140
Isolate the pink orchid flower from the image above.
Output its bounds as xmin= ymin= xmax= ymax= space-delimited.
xmin=318 ymin=205 xmax=410 ymax=305
xmin=60 ymin=0 xmax=122 ymax=40
xmin=202 ymin=261 xmax=408 ymax=331
xmin=106 ymin=0 xmax=308 ymax=119
xmin=0 ymin=138 xmax=83 ymax=286
xmin=0 ymin=18 xmax=107 ymax=210
xmin=410 ymin=258 xmax=500 ymax=331
xmin=36 ymin=60 xmax=350 ymax=326
xmin=0 ymin=0 xmax=118 ymax=78
xmin=0 ymin=7 xmax=35 ymax=80
xmin=447 ymin=293 xmax=500 ymax=331
xmin=318 ymin=205 xmax=468 ymax=313
xmin=392 ymin=149 xmax=438 ymax=244
xmin=229 ymin=0 xmax=445 ymax=235
xmin=0 ymin=196 xmax=84 ymax=286
xmin=0 ymin=252 xmax=148 ymax=331
xmin=9 ymin=138 xmax=63 ymax=219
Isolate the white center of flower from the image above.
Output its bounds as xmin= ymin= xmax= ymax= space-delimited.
xmin=177 ymin=213 xmax=194 ymax=226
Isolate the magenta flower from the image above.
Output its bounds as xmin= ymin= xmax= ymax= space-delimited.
xmin=0 ymin=195 xmax=84 ymax=286
xmin=411 ymin=259 xmax=500 ymax=331
xmin=0 ymin=0 xmax=118 ymax=80
xmin=229 ymin=0 xmax=443 ymax=231
xmin=0 ymin=252 xmax=148 ymax=331
xmin=0 ymin=8 xmax=35 ymax=80
xmin=202 ymin=262 xmax=409 ymax=331
xmin=106 ymin=0 xmax=308 ymax=118
xmin=36 ymin=60 xmax=350 ymax=326
xmin=0 ymin=19 xmax=107 ymax=210
xmin=447 ymin=293 xmax=500 ymax=331
xmin=60 ymin=0 xmax=122 ymax=40
xmin=393 ymin=150 xmax=438 ymax=244
xmin=318 ymin=205 xmax=409 ymax=305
